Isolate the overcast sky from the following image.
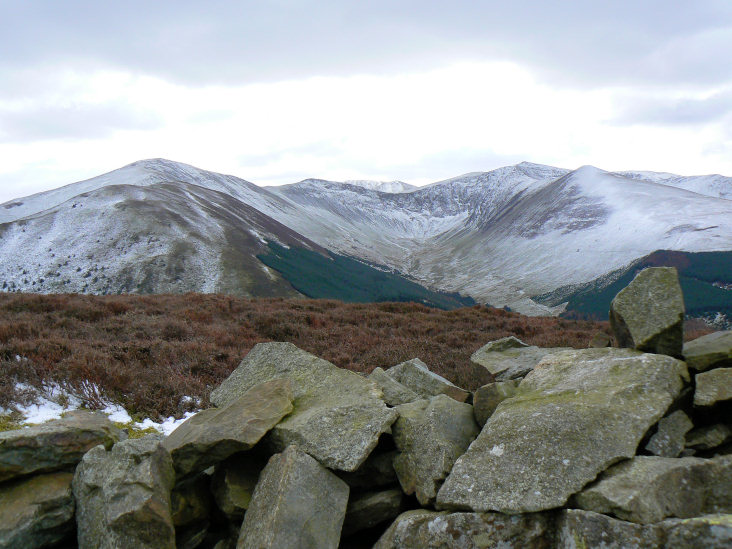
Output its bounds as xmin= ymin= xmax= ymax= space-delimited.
xmin=1 ymin=1 xmax=732 ymax=203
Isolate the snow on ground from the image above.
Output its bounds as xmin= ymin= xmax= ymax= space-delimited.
xmin=2 ymin=382 xmax=199 ymax=435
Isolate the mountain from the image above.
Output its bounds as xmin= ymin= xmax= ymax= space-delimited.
xmin=1 ymin=159 xmax=730 ymax=316
xmin=613 ymin=170 xmax=732 ymax=200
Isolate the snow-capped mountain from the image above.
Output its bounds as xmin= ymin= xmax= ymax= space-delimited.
xmin=1 ymin=159 xmax=730 ymax=315
xmin=343 ymin=180 xmax=417 ymax=193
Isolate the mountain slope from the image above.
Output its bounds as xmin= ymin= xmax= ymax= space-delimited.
xmin=614 ymin=170 xmax=732 ymax=200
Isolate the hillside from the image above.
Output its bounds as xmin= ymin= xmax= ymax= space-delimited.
xmin=0 ymin=294 xmax=616 ymax=421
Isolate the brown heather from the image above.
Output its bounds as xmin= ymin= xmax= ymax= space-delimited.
xmin=0 ymin=293 xmax=709 ymax=421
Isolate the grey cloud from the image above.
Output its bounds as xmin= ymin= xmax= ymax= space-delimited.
xmin=613 ymin=90 xmax=732 ymax=126
xmin=1 ymin=1 xmax=731 ymax=89
xmin=0 ymin=102 xmax=163 ymax=143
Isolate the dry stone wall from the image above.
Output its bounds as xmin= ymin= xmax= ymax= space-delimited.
xmin=0 ymin=266 xmax=731 ymax=548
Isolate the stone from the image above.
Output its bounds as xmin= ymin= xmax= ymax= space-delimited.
xmin=589 ymin=332 xmax=613 ymax=348
xmin=556 ymin=509 xmax=664 ymax=548
xmin=686 ymin=424 xmax=732 ymax=450
xmin=573 ymin=455 xmax=732 ymax=523
xmin=237 ymin=445 xmax=349 ymax=549
xmin=695 ymin=367 xmax=732 ymax=406
xmin=0 ymin=472 xmax=75 ymax=549
xmin=473 ymin=380 xmax=520 ymax=427
xmin=373 ymin=509 xmax=553 ymax=549
xmin=392 ymin=395 xmax=479 ymax=505
xmin=336 ymin=450 xmax=398 ymax=489
xmin=211 ymin=452 xmax=269 ymax=518
xmin=341 ymin=488 xmax=405 ymax=537
xmin=164 ymin=378 xmax=293 ymax=477
xmin=609 ymin=266 xmax=685 ymax=357
xmin=386 ymin=358 xmax=470 ymax=402
xmin=436 ymin=348 xmax=688 ymax=513
xmin=73 ymin=435 xmax=176 ymax=549
xmin=210 ymin=342 xmax=397 ymax=472
xmin=369 ymin=367 xmax=420 ymax=406
xmin=470 ymin=337 xmax=571 ymax=381
xmin=557 ymin=509 xmax=732 ymax=549
xmin=645 ymin=410 xmax=694 ymax=457
xmin=683 ymin=330 xmax=732 ymax=371
xmin=0 ymin=409 xmax=122 ymax=482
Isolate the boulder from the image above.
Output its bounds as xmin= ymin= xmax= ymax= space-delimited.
xmin=386 ymin=358 xmax=470 ymax=402
xmin=645 ymin=410 xmax=693 ymax=457
xmin=238 ymin=445 xmax=349 ymax=549
xmin=683 ymin=330 xmax=732 ymax=371
xmin=392 ymin=395 xmax=479 ymax=505
xmin=0 ymin=472 xmax=75 ymax=549
xmin=557 ymin=509 xmax=732 ymax=549
xmin=0 ymin=410 xmax=121 ymax=482
xmin=341 ymin=488 xmax=405 ymax=537
xmin=573 ymin=455 xmax=732 ymax=523
xmin=694 ymin=367 xmax=732 ymax=407
xmin=171 ymin=472 xmax=213 ymax=527
xmin=73 ymin=435 xmax=176 ymax=549
xmin=163 ymin=378 xmax=293 ymax=477
xmin=211 ymin=452 xmax=269 ymax=518
xmin=369 ymin=367 xmax=420 ymax=406
xmin=686 ymin=424 xmax=731 ymax=451
xmin=373 ymin=509 xmax=553 ymax=549
xmin=210 ymin=342 xmax=397 ymax=471
xmin=470 ymin=337 xmax=571 ymax=381
xmin=609 ymin=266 xmax=685 ymax=357
xmin=472 ymin=380 xmax=520 ymax=427
xmin=436 ymin=348 xmax=688 ymax=513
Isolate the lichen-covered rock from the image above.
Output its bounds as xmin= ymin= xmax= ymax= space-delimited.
xmin=373 ymin=509 xmax=553 ymax=549
xmin=557 ymin=509 xmax=732 ymax=549
xmin=437 ymin=348 xmax=688 ymax=513
xmin=211 ymin=452 xmax=269 ymax=518
xmin=470 ymin=336 xmax=571 ymax=380
xmin=609 ymin=266 xmax=685 ymax=357
xmin=392 ymin=395 xmax=479 ymax=505
xmin=237 ymin=445 xmax=349 ymax=549
xmin=573 ymin=455 xmax=732 ymax=523
xmin=73 ymin=435 xmax=176 ymax=549
xmin=369 ymin=367 xmax=420 ymax=406
xmin=386 ymin=358 xmax=470 ymax=402
xmin=556 ymin=509 xmax=663 ymax=548
xmin=0 ymin=410 xmax=121 ymax=482
xmin=683 ymin=330 xmax=732 ymax=371
xmin=164 ymin=378 xmax=293 ymax=477
xmin=645 ymin=410 xmax=693 ymax=457
xmin=210 ymin=342 xmax=397 ymax=471
xmin=341 ymin=488 xmax=405 ymax=537
xmin=694 ymin=367 xmax=732 ymax=407
xmin=473 ymin=380 xmax=520 ymax=427
xmin=0 ymin=472 xmax=75 ymax=549
xmin=686 ymin=424 xmax=732 ymax=451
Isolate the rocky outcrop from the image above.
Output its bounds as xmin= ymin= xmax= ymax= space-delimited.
xmin=470 ymin=336 xmax=571 ymax=380
xmin=72 ymin=435 xmax=176 ymax=549
xmin=0 ymin=472 xmax=75 ymax=549
xmin=0 ymin=410 xmax=121 ymax=482
xmin=392 ymin=395 xmax=479 ymax=505
xmin=163 ymin=378 xmax=293 ymax=477
xmin=386 ymin=358 xmax=470 ymax=402
xmin=437 ymin=348 xmax=688 ymax=513
xmin=609 ymin=266 xmax=685 ymax=357
xmin=683 ymin=330 xmax=732 ymax=371
xmin=210 ymin=342 xmax=397 ymax=471
xmin=238 ymin=445 xmax=349 ymax=549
